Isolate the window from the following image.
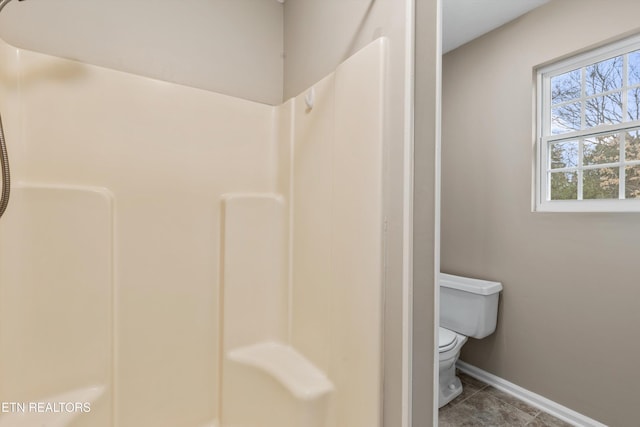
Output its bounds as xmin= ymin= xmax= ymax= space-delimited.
xmin=536 ymin=35 xmax=640 ymax=212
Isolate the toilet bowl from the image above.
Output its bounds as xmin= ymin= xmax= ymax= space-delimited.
xmin=438 ymin=327 xmax=467 ymax=405
xmin=438 ymin=273 xmax=502 ymax=408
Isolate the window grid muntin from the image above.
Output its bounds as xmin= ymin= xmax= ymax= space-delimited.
xmin=577 ymin=138 xmax=584 ymax=199
xmin=620 ymin=128 xmax=627 ymax=199
xmin=548 ymin=159 xmax=640 ymax=173
xmin=580 ymin=67 xmax=586 ymax=130
xmin=623 ymin=53 xmax=629 ymax=122
xmin=537 ymin=34 xmax=640 ymax=211
xmin=548 ymin=54 xmax=640 ymax=135
xmin=543 ymin=127 xmax=640 ymax=201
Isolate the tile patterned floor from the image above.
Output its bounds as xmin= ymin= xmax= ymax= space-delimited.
xmin=439 ymin=371 xmax=574 ymax=427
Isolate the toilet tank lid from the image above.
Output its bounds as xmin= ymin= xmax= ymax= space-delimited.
xmin=440 ymin=273 xmax=503 ymax=295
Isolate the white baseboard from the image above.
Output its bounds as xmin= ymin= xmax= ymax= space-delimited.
xmin=456 ymin=361 xmax=607 ymax=427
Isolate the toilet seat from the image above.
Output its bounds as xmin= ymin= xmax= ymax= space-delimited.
xmin=438 ymin=327 xmax=458 ymax=353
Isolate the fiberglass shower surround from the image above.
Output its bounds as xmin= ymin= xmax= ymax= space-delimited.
xmin=0 ymin=30 xmax=388 ymax=427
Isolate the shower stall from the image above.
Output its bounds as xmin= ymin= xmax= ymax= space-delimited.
xmin=0 ymin=1 xmax=423 ymax=426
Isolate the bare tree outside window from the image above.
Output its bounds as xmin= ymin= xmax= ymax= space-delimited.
xmin=547 ymin=50 xmax=640 ymax=201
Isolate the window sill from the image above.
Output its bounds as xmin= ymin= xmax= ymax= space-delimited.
xmin=535 ymin=199 xmax=640 ymax=212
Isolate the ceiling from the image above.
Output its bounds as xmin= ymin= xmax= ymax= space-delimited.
xmin=443 ymin=0 xmax=550 ymax=53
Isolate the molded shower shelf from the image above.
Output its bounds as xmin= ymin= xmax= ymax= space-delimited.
xmin=228 ymin=342 xmax=333 ymax=401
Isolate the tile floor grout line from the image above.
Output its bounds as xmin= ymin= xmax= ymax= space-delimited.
xmin=487 ymin=391 xmax=537 ymax=424
xmin=442 ymin=376 xmax=568 ymax=427
xmin=456 ymin=384 xmax=485 ymax=406
xmin=487 ymin=389 xmax=543 ymax=418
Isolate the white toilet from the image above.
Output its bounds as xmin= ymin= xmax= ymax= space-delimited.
xmin=438 ymin=273 xmax=502 ymax=408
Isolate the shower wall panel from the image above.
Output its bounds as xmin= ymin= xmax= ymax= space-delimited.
xmin=0 ymin=185 xmax=113 ymax=427
xmin=288 ymin=38 xmax=386 ymax=427
xmin=290 ymin=72 xmax=335 ymax=373
xmin=0 ymin=36 xmax=386 ymax=427
xmin=220 ymin=194 xmax=288 ymax=350
xmin=0 ymin=39 xmax=277 ymax=427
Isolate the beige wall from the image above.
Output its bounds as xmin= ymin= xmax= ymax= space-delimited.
xmin=442 ymin=1 xmax=640 ymax=425
xmin=283 ymin=0 xmax=402 ymax=99
xmin=0 ymin=0 xmax=284 ymax=105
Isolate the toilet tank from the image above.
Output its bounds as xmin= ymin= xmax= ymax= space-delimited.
xmin=440 ymin=273 xmax=502 ymax=339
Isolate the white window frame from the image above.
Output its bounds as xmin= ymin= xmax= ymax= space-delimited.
xmin=535 ymin=34 xmax=640 ymax=212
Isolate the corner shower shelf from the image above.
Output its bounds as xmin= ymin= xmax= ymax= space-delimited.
xmin=228 ymin=342 xmax=333 ymax=401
